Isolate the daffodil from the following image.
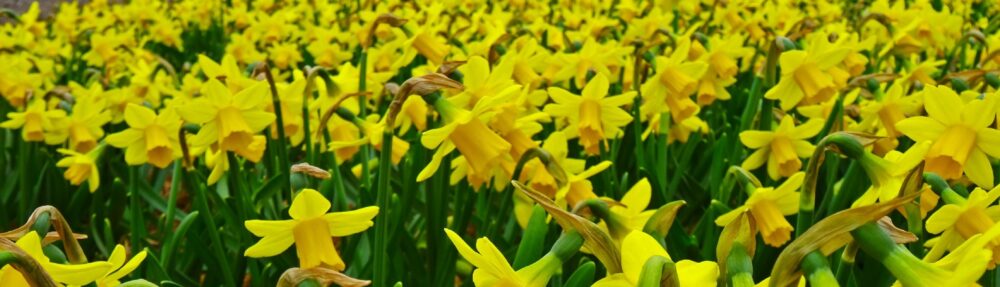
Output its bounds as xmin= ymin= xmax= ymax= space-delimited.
xmin=56 ymin=144 xmax=105 ymax=193
xmin=178 ymin=79 xmax=274 ymax=162
xmin=94 ymin=245 xmax=147 ymax=287
xmin=418 ymin=95 xmax=514 ymax=182
xmin=856 ymin=82 xmax=922 ymax=146
xmin=329 ymin=114 xmax=410 ymax=165
xmin=716 ymin=172 xmax=804 ymax=247
xmin=406 ymin=25 xmax=450 ymax=65
xmin=739 ymin=117 xmax=823 ymax=180
xmin=764 ymin=42 xmax=850 ymax=110
xmin=894 ymin=85 xmax=1000 ymax=188
xmin=0 ymin=232 xmax=112 ymax=286
xmin=550 ymin=38 xmax=629 ymax=88
xmin=593 ymin=230 xmax=719 ymax=287
xmin=244 ymin=189 xmax=379 ymax=270
xmin=609 ymin=179 xmax=656 ymax=230
xmin=925 ymin=186 xmax=1000 ymax=265
xmin=1 ymin=98 xmax=67 ymax=144
xmin=544 ymin=73 xmax=637 ymax=155
xmin=444 ymin=229 xmax=567 ymax=287
xmin=640 ymin=39 xmax=708 ymax=123
xmin=452 ymin=56 xmax=520 ymax=109
xmin=106 ymin=103 xmax=182 ymax=168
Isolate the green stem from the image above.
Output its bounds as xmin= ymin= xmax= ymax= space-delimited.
xmin=801 ymin=252 xmax=839 ymax=287
xmin=187 ymin=171 xmax=236 ymax=287
xmin=161 ymin=162 xmax=183 ymax=239
xmin=262 ymin=65 xmax=291 ymax=197
xmin=129 ymin=167 xmax=146 ymax=255
xmin=373 ymin=131 xmax=394 ymax=287
xmin=727 ymin=244 xmax=755 ymax=287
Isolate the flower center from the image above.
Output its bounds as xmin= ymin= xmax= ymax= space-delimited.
xmin=750 ymin=198 xmax=793 ymax=247
xmin=292 ymin=217 xmax=345 ymax=270
xmin=793 ymin=63 xmax=835 ymax=104
xmin=578 ymin=99 xmax=604 ymax=155
xmin=23 ymin=113 xmax=45 ymax=142
xmin=659 ymin=66 xmax=698 ymax=97
xmin=217 ymin=107 xmax=253 ymax=151
xmin=70 ymin=124 xmax=96 ymax=152
xmin=449 ymin=119 xmax=511 ymax=175
xmin=770 ymin=137 xmax=801 ymax=178
xmin=925 ymin=125 xmax=977 ymax=180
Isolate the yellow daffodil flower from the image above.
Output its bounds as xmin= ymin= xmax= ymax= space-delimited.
xmin=0 ymin=232 xmax=112 ymax=286
xmin=740 ymin=117 xmax=823 ymax=180
xmin=544 ymin=73 xmax=636 ymax=155
xmin=925 ymin=186 xmax=1000 ymax=265
xmin=106 ymin=103 xmax=182 ymax=168
xmin=895 ymin=85 xmax=1000 ymax=188
xmin=178 ymin=79 xmax=274 ymax=162
xmin=418 ymin=95 xmax=514 ymax=182
xmin=765 ymin=42 xmax=850 ymax=110
xmin=640 ymin=39 xmax=708 ymax=123
xmin=444 ymin=229 xmax=565 ymax=287
xmin=609 ymin=178 xmax=656 ymax=230
xmin=452 ymin=56 xmax=520 ymax=109
xmin=95 ymin=245 xmax=147 ymax=287
xmin=1 ymin=99 xmax=67 ymax=144
xmin=56 ymin=144 xmax=105 ymax=193
xmin=716 ymin=172 xmax=804 ymax=247
xmin=244 ymin=189 xmax=379 ymax=270
xmin=593 ymin=230 xmax=719 ymax=287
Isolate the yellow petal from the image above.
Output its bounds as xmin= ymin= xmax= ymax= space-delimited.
xmin=324 ymin=206 xmax=379 ymax=236
xmin=444 ymin=228 xmax=486 ymax=268
xmin=621 ymin=230 xmax=670 ymax=284
xmin=620 ymin=178 xmax=652 ymax=213
xmin=245 ymin=219 xmax=296 ymax=237
xmin=676 ymin=260 xmax=719 ymax=287
xmin=289 ymin=189 xmax=332 ymax=219
xmin=244 ymin=233 xmax=295 ymax=257
xmin=964 ymin=148 xmax=994 ymax=189
xmin=923 ymin=85 xmax=963 ymax=125
xmin=46 ymin=261 xmax=113 ymax=286
xmin=895 ymin=116 xmax=945 ymax=142
xmin=123 ymin=104 xmax=156 ymax=129
xmin=105 ymin=249 xmax=147 ymax=281
xmin=740 ymin=131 xmax=774 ymax=149
xmin=976 ymin=128 xmax=1000 ymax=158
xmin=582 ymin=73 xmax=610 ymax=100
xmin=105 ymin=129 xmax=142 ymax=148
xmin=926 ymin=204 xmax=963 ymax=234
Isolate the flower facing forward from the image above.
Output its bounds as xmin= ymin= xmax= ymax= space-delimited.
xmin=0 ymin=98 xmax=67 ymax=143
xmin=593 ymin=230 xmax=719 ymax=287
xmin=764 ymin=42 xmax=850 ymax=110
xmin=545 ymin=73 xmax=637 ymax=155
xmin=894 ymin=85 xmax=1000 ymax=188
xmin=178 ymin=78 xmax=274 ymax=161
xmin=0 ymin=232 xmax=112 ymax=287
xmin=740 ymin=117 xmax=823 ymax=180
xmin=244 ymin=189 xmax=379 ymax=270
xmin=716 ymin=172 xmax=803 ymax=247
xmin=106 ymin=103 xmax=182 ymax=168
